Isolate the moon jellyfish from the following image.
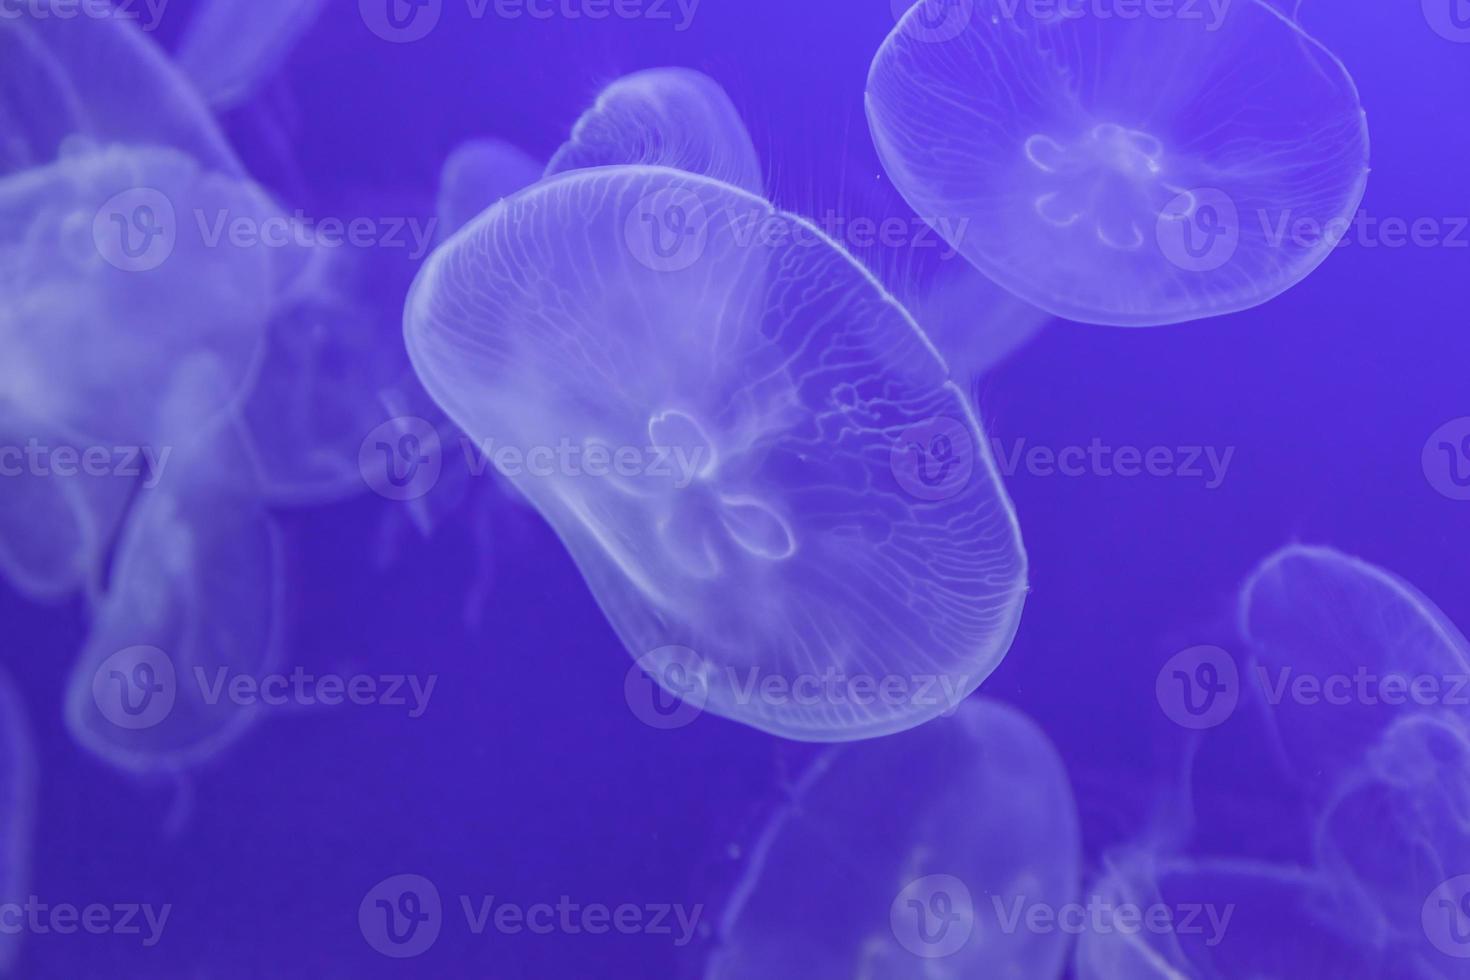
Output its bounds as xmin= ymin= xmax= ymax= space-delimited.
xmin=405 ymin=165 xmax=1026 ymax=740
xmin=0 ymin=668 xmax=34 ymax=975
xmin=1238 ymin=545 xmax=1470 ymax=792
xmin=0 ymin=3 xmax=239 ymax=176
xmin=1075 ymin=854 xmax=1399 ymax=979
xmin=437 ymin=139 xmax=544 ymax=241
xmin=176 ymin=0 xmax=329 ymax=109
xmin=1 ymin=142 xmax=274 ymax=446
xmin=1313 ymin=711 xmax=1470 ymax=965
xmin=866 ymin=0 xmax=1370 ymax=326
xmin=706 ymin=699 xmax=1079 ymax=978
xmin=65 ymin=356 xmax=284 ymax=774
xmin=545 ymin=69 xmax=764 ymax=195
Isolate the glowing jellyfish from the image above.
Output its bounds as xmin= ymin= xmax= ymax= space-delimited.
xmin=1313 ymin=711 xmax=1470 ymax=960
xmin=545 ymin=68 xmax=764 ymax=195
xmin=176 ymin=0 xmax=329 ymax=109
xmin=1238 ymin=545 xmax=1470 ymax=792
xmin=0 ymin=3 xmax=239 ymax=176
xmin=438 ymin=139 xmax=544 ymax=241
xmin=65 ymin=356 xmax=284 ymax=774
xmin=1075 ymin=853 xmax=1397 ymax=979
xmin=866 ymin=0 xmax=1370 ymax=326
xmin=705 ymin=698 xmax=1079 ymax=978
xmin=0 ymin=668 xmax=34 ymax=975
xmin=405 ymin=165 xmax=1026 ymax=741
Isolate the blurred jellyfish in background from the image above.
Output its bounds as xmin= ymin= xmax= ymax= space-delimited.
xmin=175 ymin=0 xmax=330 ymax=110
xmin=65 ymin=355 xmax=284 ymax=776
xmin=545 ymin=68 xmax=764 ymax=194
xmin=866 ymin=0 xmax=1370 ymax=326
xmin=437 ymin=139 xmax=544 ymax=241
xmin=705 ymin=698 xmax=1079 ymax=978
xmin=0 ymin=668 xmax=34 ymax=976
xmin=405 ymin=163 xmax=1026 ymax=741
xmin=1237 ymin=544 xmax=1470 ymax=794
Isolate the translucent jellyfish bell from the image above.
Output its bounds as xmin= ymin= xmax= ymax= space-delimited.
xmin=0 ymin=668 xmax=35 ymax=975
xmin=1238 ymin=545 xmax=1470 ymax=791
xmin=866 ymin=0 xmax=1370 ymax=326
xmin=545 ymin=68 xmax=764 ymax=195
xmin=176 ymin=0 xmax=329 ymax=109
xmin=0 ymin=142 xmax=275 ymax=446
xmin=706 ymin=699 xmax=1079 ymax=978
xmin=437 ymin=139 xmax=544 ymax=241
xmin=65 ymin=355 xmax=284 ymax=775
xmin=910 ymin=262 xmax=1052 ymax=377
xmin=405 ymin=165 xmax=1027 ymax=741
xmin=0 ymin=3 xmax=240 ymax=175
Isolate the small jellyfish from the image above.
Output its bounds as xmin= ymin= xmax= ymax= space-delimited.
xmin=175 ymin=0 xmax=329 ymax=109
xmin=0 ymin=3 xmax=240 ymax=176
xmin=866 ymin=0 xmax=1370 ymax=326
xmin=1075 ymin=853 xmax=1397 ymax=978
xmin=65 ymin=355 xmax=284 ymax=775
xmin=705 ymin=698 xmax=1079 ymax=978
xmin=437 ymin=139 xmax=544 ymax=241
xmin=1237 ymin=545 xmax=1470 ymax=792
xmin=1313 ymin=711 xmax=1470 ymax=959
xmin=405 ymin=165 xmax=1026 ymax=741
xmin=0 ymin=668 xmax=35 ymax=975
xmin=545 ymin=68 xmax=764 ymax=195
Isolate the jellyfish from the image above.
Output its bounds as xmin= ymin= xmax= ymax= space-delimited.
xmin=544 ymin=68 xmax=764 ymax=195
xmin=0 ymin=3 xmax=240 ymax=176
xmin=1312 ymin=711 xmax=1470 ymax=964
xmin=437 ymin=139 xmax=545 ymax=242
xmin=175 ymin=0 xmax=329 ymax=109
xmin=1074 ymin=853 xmax=1402 ymax=979
xmin=65 ymin=355 xmax=284 ymax=774
xmin=866 ymin=0 xmax=1370 ymax=326
xmin=705 ymin=698 xmax=1079 ymax=978
xmin=0 ymin=668 xmax=35 ymax=975
xmin=1237 ymin=545 xmax=1470 ymax=794
xmin=404 ymin=165 xmax=1027 ymax=741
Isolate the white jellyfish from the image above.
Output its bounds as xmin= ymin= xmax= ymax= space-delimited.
xmin=0 ymin=667 xmax=35 ymax=975
xmin=1237 ymin=544 xmax=1470 ymax=793
xmin=866 ymin=0 xmax=1370 ymax=326
xmin=0 ymin=3 xmax=241 ymax=176
xmin=175 ymin=0 xmax=330 ymax=109
xmin=405 ymin=165 xmax=1026 ymax=741
xmin=65 ymin=355 xmax=284 ymax=774
xmin=545 ymin=68 xmax=764 ymax=195
xmin=908 ymin=261 xmax=1052 ymax=377
xmin=705 ymin=698 xmax=1079 ymax=978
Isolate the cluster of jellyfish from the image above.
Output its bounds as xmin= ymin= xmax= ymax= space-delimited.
xmin=0 ymin=0 xmax=1425 ymax=974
